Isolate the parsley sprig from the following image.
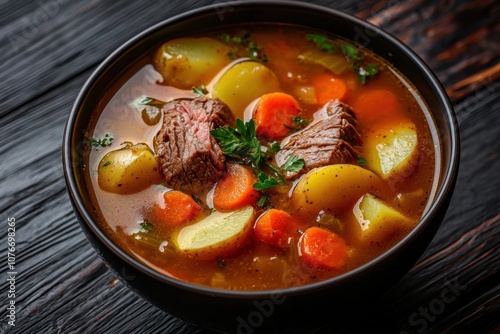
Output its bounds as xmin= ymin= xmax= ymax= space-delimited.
xmin=210 ymin=119 xmax=305 ymax=190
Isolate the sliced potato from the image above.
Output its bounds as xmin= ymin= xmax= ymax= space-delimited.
xmin=154 ymin=37 xmax=231 ymax=89
xmin=212 ymin=61 xmax=280 ymax=119
xmin=175 ymin=206 xmax=255 ymax=260
xmin=98 ymin=143 xmax=161 ymax=194
xmin=292 ymin=164 xmax=383 ymax=215
xmin=365 ymin=122 xmax=418 ymax=179
xmin=353 ymin=193 xmax=411 ymax=245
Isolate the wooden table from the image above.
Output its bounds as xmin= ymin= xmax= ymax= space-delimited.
xmin=1 ymin=0 xmax=498 ymax=333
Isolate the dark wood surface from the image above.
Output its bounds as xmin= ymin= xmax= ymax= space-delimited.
xmin=1 ymin=0 xmax=498 ymax=333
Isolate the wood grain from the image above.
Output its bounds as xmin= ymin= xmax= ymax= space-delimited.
xmin=0 ymin=0 xmax=498 ymax=333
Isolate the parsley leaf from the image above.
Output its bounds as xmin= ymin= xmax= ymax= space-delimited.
xmin=358 ymin=63 xmax=379 ymax=85
xmin=212 ymin=119 xmax=304 ymax=191
xmin=341 ymin=43 xmax=379 ymax=85
xmin=268 ymin=142 xmax=281 ymax=154
xmin=306 ymin=33 xmax=335 ymax=54
xmin=282 ymin=155 xmax=305 ymax=173
xmin=210 ymin=119 xmax=266 ymax=168
xmin=253 ymin=172 xmax=281 ymax=190
xmin=89 ymin=134 xmax=114 ymax=150
xmin=290 ymin=115 xmax=311 ymax=129
xmin=139 ymin=221 xmax=153 ymax=232
xmin=192 ymin=84 xmax=208 ymax=96
xmin=357 ymin=155 xmax=368 ymax=166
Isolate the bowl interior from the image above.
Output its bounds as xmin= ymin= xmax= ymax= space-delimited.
xmin=63 ymin=1 xmax=459 ymax=299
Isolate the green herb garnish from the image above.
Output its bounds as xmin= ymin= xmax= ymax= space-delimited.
xmin=256 ymin=195 xmax=270 ymax=207
xmin=139 ymin=221 xmax=153 ymax=232
xmin=282 ymin=156 xmax=305 ymax=173
xmin=253 ymin=172 xmax=281 ymax=191
xmin=306 ymin=34 xmax=380 ymax=84
xmin=306 ymin=33 xmax=335 ymax=54
xmin=357 ymin=155 xmax=368 ymax=167
xmin=141 ymin=97 xmax=166 ymax=108
xmin=358 ymin=63 xmax=379 ymax=85
xmin=211 ymin=119 xmax=305 ymax=191
xmin=211 ymin=119 xmax=266 ymax=168
xmin=192 ymin=84 xmax=208 ymax=96
xmin=268 ymin=142 xmax=281 ymax=154
xmin=103 ymin=161 xmax=111 ymax=167
xmin=89 ymin=134 xmax=114 ymax=150
xmin=220 ymin=31 xmax=268 ymax=63
xmin=340 ymin=43 xmax=379 ymax=85
xmin=289 ymin=115 xmax=311 ymax=130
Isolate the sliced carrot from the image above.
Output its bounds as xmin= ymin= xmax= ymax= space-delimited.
xmin=153 ymin=190 xmax=203 ymax=228
xmin=299 ymin=227 xmax=348 ymax=270
xmin=213 ymin=164 xmax=260 ymax=211
xmin=312 ymin=73 xmax=348 ymax=104
xmin=351 ymin=89 xmax=404 ymax=124
xmin=254 ymin=209 xmax=297 ymax=248
xmin=254 ymin=92 xmax=300 ymax=140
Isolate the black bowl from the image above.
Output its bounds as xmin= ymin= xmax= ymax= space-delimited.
xmin=63 ymin=1 xmax=459 ymax=333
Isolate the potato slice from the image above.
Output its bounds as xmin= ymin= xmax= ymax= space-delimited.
xmin=97 ymin=143 xmax=161 ymax=194
xmin=175 ymin=206 xmax=255 ymax=260
xmin=353 ymin=193 xmax=411 ymax=245
xmin=292 ymin=164 xmax=383 ymax=215
xmin=212 ymin=61 xmax=280 ymax=119
xmin=154 ymin=37 xmax=231 ymax=89
xmin=365 ymin=122 xmax=418 ymax=179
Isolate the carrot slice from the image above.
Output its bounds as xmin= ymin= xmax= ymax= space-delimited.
xmin=213 ymin=164 xmax=260 ymax=211
xmin=153 ymin=190 xmax=203 ymax=228
xmin=254 ymin=92 xmax=300 ymax=140
xmin=254 ymin=209 xmax=297 ymax=248
xmin=312 ymin=73 xmax=348 ymax=104
xmin=351 ymin=89 xmax=404 ymax=124
xmin=299 ymin=227 xmax=348 ymax=270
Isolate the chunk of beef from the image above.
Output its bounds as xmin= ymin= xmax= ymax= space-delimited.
xmin=275 ymin=99 xmax=362 ymax=179
xmin=154 ymin=97 xmax=235 ymax=194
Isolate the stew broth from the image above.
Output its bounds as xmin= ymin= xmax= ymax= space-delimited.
xmin=84 ymin=25 xmax=440 ymax=290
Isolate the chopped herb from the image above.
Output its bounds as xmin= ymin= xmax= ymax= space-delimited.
xmin=139 ymin=221 xmax=153 ymax=232
xmin=216 ymin=256 xmax=227 ymax=269
xmin=358 ymin=63 xmax=379 ymax=85
xmin=253 ymin=172 xmax=280 ymax=191
xmin=220 ymin=31 xmax=268 ymax=63
xmin=340 ymin=43 xmax=379 ymax=85
xmin=306 ymin=33 xmax=335 ymax=54
xmin=210 ymin=119 xmax=266 ymax=168
xmin=212 ymin=119 xmax=303 ymax=191
xmin=357 ymin=155 xmax=368 ymax=167
xmin=192 ymin=84 xmax=208 ymax=96
xmin=340 ymin=43 xmax=363 ymax=63
xmin=296 ymin=229 xmax=304 ymax=234
xmin=89 ymin=133 xmax=114 ymax=150
xmin=291 ymin=115 xmax=311 ymax=129
xmin=268 ymin=142 xmax=281 ymax=154
xmin=141 ymin=97 xmax=166 ymax=108
xmin=256 ymin=195 xmax=269 ymax=207
xmin=282 ymin=155 xmax=305 ymax=173
xmin=103 ymin=161 xmax=111 ymax=167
